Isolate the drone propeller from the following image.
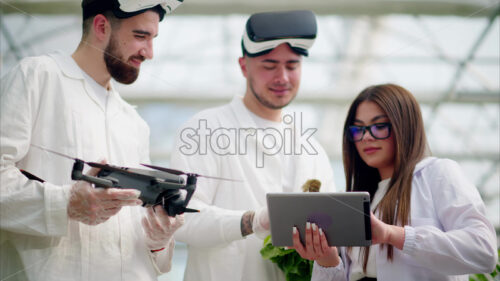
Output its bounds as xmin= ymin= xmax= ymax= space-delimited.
xmin=85 ymin=161 xmax=111 ymax=169
xmin=31 ymin=144 xmax=76 ymax=161
xmin=29 ymin=144 xmax=200 ymax=216
xmin=31 ymin=144 xmax=107 ymax=168
xmin=141 ymin=165 xmax=184 ymax=176
xmin=31 ymin=144 xmax=241 ymax=183
xmin=140 ymin=163 xmax=242 ymax=182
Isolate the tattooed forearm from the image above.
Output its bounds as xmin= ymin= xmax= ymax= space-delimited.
xmin=241 ymin=211 xmax=255 ymax=237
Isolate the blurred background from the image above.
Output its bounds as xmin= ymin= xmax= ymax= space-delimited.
xmin=1 ymin=0 xmax=499 ymax=280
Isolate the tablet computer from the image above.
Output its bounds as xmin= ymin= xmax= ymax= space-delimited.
xmin=266 ymin=192 xmax=371 ymax=247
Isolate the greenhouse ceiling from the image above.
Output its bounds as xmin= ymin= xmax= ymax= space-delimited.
xmin=1 ymin=0 xmax=498 ymax=16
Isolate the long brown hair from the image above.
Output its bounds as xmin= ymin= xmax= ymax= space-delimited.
xmin=342 ymin=84 xmax=429 ymax=270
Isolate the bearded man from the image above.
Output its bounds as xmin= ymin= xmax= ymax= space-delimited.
xmin=0 ymin=1 xmax=184 ymax=280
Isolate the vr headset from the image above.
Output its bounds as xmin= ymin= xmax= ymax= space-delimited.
xmin=242 ymin=10 xmax=317 ymax=57
xmin=82 ymin=0 xmax=183 ymax=21
xmin=115 ymin=0 xmax=183 ymax=15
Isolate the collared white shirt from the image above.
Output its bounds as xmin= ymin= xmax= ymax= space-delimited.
xmin=171 ymin=96 xmax=336 ymax=281
xmin=311 ymin=157 xmax=497 ymax=281
xmin=0 ymin=52 xmax=174 ymax=281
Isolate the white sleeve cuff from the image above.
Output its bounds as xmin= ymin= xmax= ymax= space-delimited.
xmin=44 ymin=183 xmax=71 ymax=236
xmin=313 ymin=258 xmax=343 ymax=272
xmin=148 ymin=238 xmax=175 ymax=274
xmin=312 ymin=259 xmax=347 ymax=281
xmin=402 ymin=225 xmax=416 ymax=254
xmin=223 ymin=210 xmax=247 ymax=242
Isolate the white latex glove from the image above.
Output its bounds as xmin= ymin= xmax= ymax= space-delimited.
xmin=67 ymin=161 xmax=143 ymax=225
xmin=252 ymin=207 xmax=270 ymax=239
xmin=142 ymin=205 xmax=185 ymax=251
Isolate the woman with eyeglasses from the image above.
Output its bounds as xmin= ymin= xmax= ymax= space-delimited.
xmin=291 ymin=84 xmax=497 ymax=281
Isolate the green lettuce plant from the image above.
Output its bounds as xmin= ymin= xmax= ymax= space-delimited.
xmin=260 ymin=235 xmax=313 ymax=281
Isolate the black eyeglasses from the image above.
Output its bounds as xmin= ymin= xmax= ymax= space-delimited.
xmin=347 ymin=122 xmax=392 ymax=142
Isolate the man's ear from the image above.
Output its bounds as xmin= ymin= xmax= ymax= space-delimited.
xmin=92 ymin=14 xmax=111 ymax=42
xmin=238 ymin=56 xmax=248 ymax=78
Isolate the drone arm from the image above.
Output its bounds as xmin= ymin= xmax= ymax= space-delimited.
xmin=79 ymin=174 xmax=114 ymax=187
xmin=20 ymin=169 xmax=45 ymax=182
xmin=71 ymin=160 xmax=113 ymax=187
xmin=183 ymin=175 xmax=197 ymax=208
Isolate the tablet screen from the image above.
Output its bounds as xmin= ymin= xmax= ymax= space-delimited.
xmin=266 ymin=192 xmax=371 ymax=247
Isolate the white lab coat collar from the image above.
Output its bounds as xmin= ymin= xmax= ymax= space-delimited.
xmin=229 ymin=96 xmax=291 ymax=128
xmin=413 ymin=156 xmax=437 ymax=175
xmin=48 ymin=51 xmax=84 ymax=81
xmin=229 ymin=96 xmax=295 ymax=143
xmin=48 ymin=51 xmax=120 ymax=113
xmin=229 ymin=95 xmax=310 ymax=159
xmin=230 ymin=96 xmax=265 ymax=128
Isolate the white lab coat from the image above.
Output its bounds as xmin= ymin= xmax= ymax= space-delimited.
xmin=0 ymin=52 xmax=175 ymax=281
xmin=171 ymin=97 xmax=336 ymax=281
xmin=311 ymin=157 xmax=498 ymax=281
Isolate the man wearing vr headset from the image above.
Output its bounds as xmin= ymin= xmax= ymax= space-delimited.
xmin=0 ymin=1 xmax=184 ymax=280
xmin=171 ymin=10 xmax=336 ymax=281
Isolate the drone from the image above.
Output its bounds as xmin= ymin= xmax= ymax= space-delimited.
xmin=22 ymin=144 xmax=240 ymax=217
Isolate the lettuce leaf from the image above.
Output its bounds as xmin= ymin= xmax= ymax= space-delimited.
xmin=260 ymin=235 xmax=313 ymax=281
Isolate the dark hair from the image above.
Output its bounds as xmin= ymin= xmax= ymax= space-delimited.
xmin=81 ymin=0 xmax=165 ymax=37
xmin=342 ymin=83 xmax=430 ymax=270
xmin=81 ymin=0 xmax=165 ymax=21
xmin=81 ymin=11 xmax=120 ymax=39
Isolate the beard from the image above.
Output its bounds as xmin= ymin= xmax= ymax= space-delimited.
xmin=249 ymin=77 xmax=296 ymax=110
xmin=104 ymin=35 xmax=144 ymax=84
